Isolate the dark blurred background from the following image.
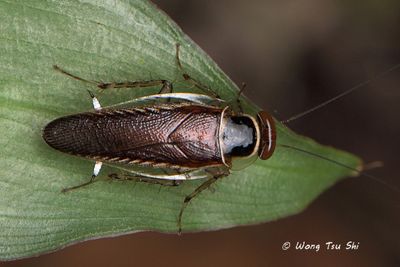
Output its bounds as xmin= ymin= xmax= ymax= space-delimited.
xmin=8 ymin=0 xmax=400 ymax=266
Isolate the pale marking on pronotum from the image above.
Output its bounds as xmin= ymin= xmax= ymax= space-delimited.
xmin=218 ymin=106 xmax=230 ymax=168
xmin=266 ymin=117 xmax=273 ymax=152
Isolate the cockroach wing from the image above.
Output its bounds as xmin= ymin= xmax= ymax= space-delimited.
xmin=43 ymin=103 xmax=226 ymax=169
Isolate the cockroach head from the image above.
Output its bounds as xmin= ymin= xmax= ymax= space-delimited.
xmin=257 ymin=111 xmax=276 ymax=160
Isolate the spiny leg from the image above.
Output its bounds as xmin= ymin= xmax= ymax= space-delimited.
xmin=177 ymin=178 xmax=219 ymax=234
xmin=177 ymin=167 xmax=229 ymax=234
xmin=158 ymin=80 xmax=173 ymax=94
xmin=175 ymin=44 xmax=220 ymax=99
xmin=97 ymin=79 xmax=173 ymax=93
xmin=53 ymin=65 xmax=98 ymax=85
xmin=176 ymin=44 xmax=249 ymax=110
xmin=53 ymin=65 xmax=173 ymax=94
xmin=62 ymin=161 xmax=103 ymax=193
xmin=108 ymin=173 xmax=183 ymax=186
xmin=236 ymin=82 xmax=246 ymax=113
xmin=88 ymin=79 xmax=173 ymax=108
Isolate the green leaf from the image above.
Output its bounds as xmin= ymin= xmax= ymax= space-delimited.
xmin=0 ymin=0 xmax=360 ymax=260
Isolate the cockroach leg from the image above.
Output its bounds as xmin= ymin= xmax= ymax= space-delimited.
xmin=175 ymin=43 xmax=183 ymax=70
xmin=97 ymin=79 xmax=172 ymax=92
xmin=133 ymin=177 xmax=182 ymax=187
xmin=108 ymin=173 xmax=122 ymax=180
xmin=236 ymin=82 xmax=246 ymax=113
xmin=177 ymin=177 xmax=219 ymax=234
xmin=140 ymin=178 xmax=182 ymax=186
xmin=62 ymin=161 xmax=103 ymax=193
xmin=182 ymin=74 xmax=220 ymax=99
xmin=108 ymin=172 xmax=183 ymax=186
xmin=53 ymin=65 xmax=98 ymax=86
xmin=175 ymin=43 xmax=220 ymax=99
xmin=177 ymin=167 xmax=229 ymax=234
xmin=158 ymin=80 xmax=173 ymax=94
xmin=53 ymin=65 xmax=173 ymax=94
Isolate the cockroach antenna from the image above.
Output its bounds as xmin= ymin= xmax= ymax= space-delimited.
xmin=279 ymin=63 xmax=400 ymax=193
xmin=277 ymin=144 xmax=400 ymax=193
xmin=281 ymin=63 xmax=400 ymax=124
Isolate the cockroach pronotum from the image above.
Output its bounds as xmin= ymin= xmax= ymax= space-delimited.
xmin=42 ymin=44 xmax=398 ymax=233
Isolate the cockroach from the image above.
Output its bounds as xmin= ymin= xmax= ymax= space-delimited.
xmin=43 ymin=44 xmax=399 ymax=233
xmin=43 ymin=45 xmax=276 ymax=233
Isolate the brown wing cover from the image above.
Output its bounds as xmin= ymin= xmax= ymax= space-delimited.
xmin=43 ymin=104 xmax=223 ymax=168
